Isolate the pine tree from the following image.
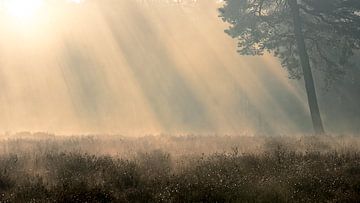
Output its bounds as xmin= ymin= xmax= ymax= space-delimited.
xmin=219 ymin=0 xmax=360 ymax=134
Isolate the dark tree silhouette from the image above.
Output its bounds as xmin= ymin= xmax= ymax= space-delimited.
xmin=219 ymin=0 xmax=360 ymax=134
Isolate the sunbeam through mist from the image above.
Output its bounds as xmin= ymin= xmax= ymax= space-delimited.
xmin=0 ymin=0 xmax=358 ymax=135
xmin=0 ymin=0 xmax=360 ymax=202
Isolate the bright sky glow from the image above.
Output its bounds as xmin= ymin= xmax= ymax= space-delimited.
xmin=2 ymin=0 xmax=85 ymax=23
xmin=67 ymin=0 xmax=85 ymax=3
xmin=4 ymin=0 xmax=44 ymax=20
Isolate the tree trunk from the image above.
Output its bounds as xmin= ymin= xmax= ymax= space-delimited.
xmin=289 ymin=0 xmax=325 ymax=135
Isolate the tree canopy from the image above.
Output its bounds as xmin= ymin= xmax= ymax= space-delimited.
xmin=219 ymin=0 xmax=360 ymax=86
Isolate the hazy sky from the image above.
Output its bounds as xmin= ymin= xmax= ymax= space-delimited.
xmin=0 ymin=0 xmax=357 ymax=135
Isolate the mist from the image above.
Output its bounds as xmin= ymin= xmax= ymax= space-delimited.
xmin=0 ymin=1 xmax=360 ymax=202
xmin=0 ymin=0 xmax=358 ymax=135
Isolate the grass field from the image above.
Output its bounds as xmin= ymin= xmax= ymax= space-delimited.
xmin=0 ymin=133 xmax=359 ymax=202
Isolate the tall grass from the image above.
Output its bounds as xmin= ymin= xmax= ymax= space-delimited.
xmin=0 ymin=133 xmax=359 ymax=202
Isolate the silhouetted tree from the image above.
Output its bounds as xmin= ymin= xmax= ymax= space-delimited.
xmin=219 ymin=0 xmax=360 ymax=134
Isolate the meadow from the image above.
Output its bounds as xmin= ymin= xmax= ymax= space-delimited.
xmin=0 ymin=133 xmax=359 ymax=202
